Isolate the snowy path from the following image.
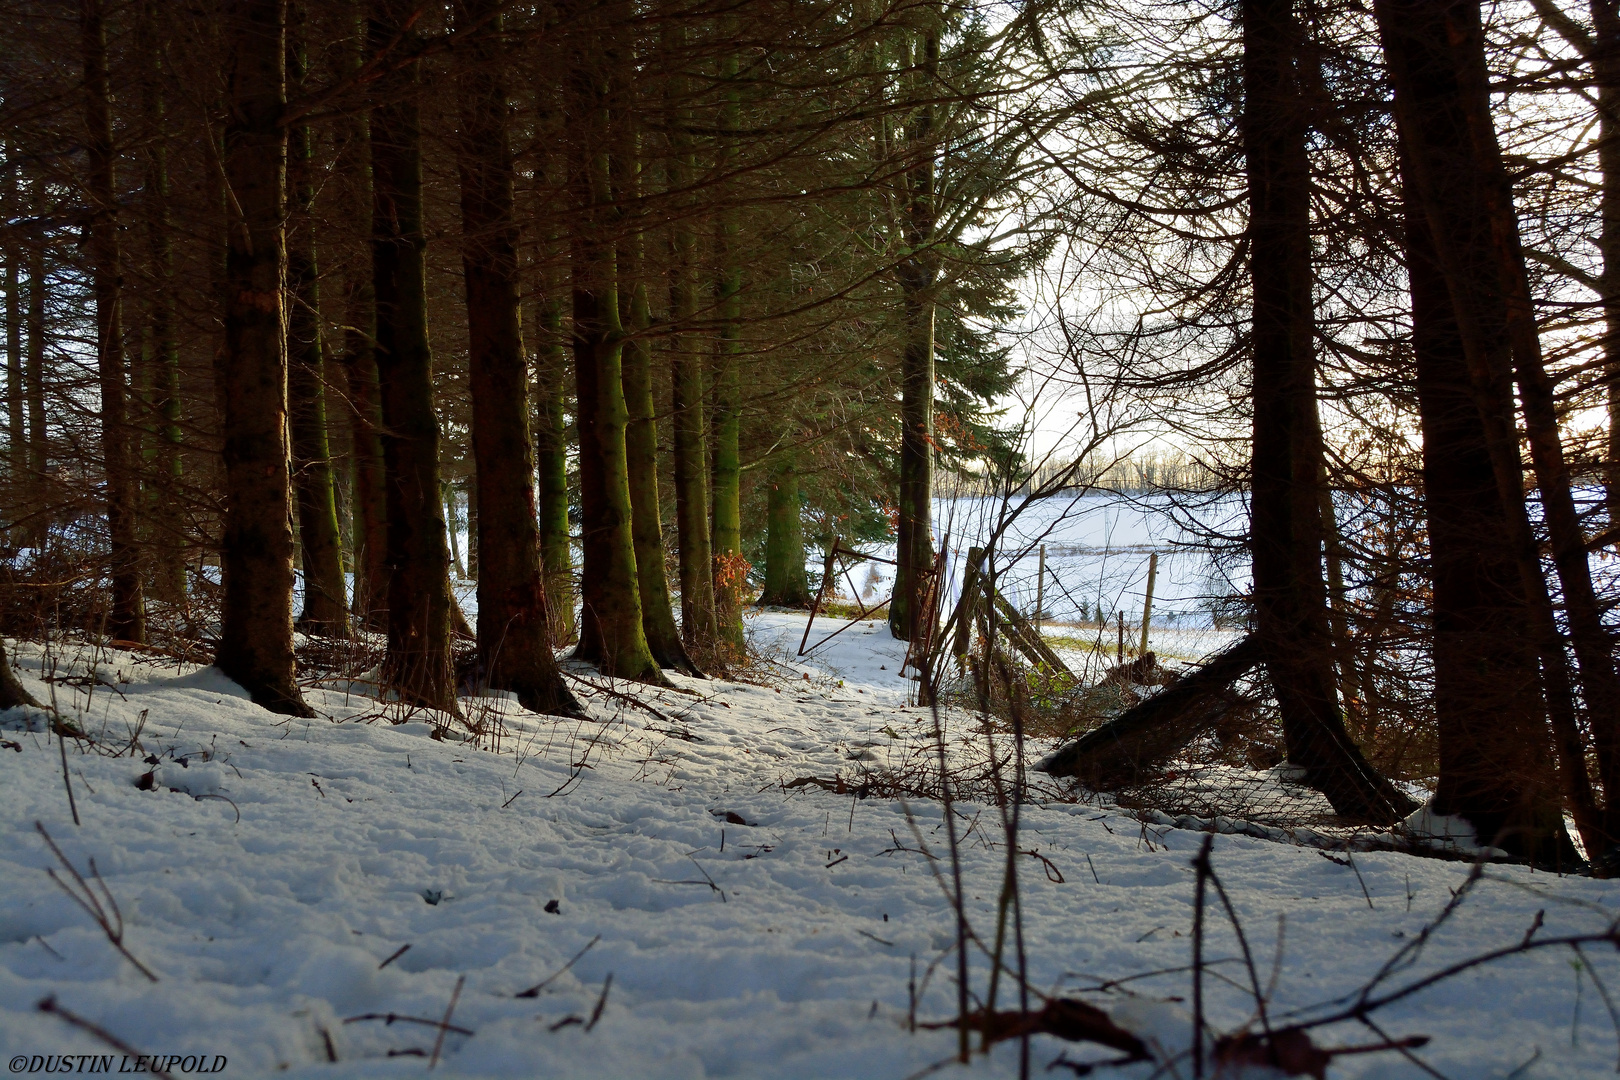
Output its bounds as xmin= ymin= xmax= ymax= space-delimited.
xmin=0 ymin=621 xmax=1615 ymax=1078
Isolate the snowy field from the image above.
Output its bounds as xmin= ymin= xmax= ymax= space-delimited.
xmin=797 ymin=493 xmax=1247 ymax=638
xmin=1 ymin=614 xmax=1617 ymax=1078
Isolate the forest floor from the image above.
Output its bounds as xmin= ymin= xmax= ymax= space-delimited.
xmin=0 ymin=613 xmax=1614 ymax=1078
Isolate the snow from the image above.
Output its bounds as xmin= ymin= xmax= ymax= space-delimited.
xmin=810 ymin=493 xmax=1248 ymax=640
xmin=1 ymin=620 xmax=1616 ymax=1078
xmin=1399 ymin=804 xmax=1512 ymax=860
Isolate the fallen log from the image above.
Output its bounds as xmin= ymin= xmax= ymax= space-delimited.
xmin=1036 ymin=634 xmax=1262 ymax=788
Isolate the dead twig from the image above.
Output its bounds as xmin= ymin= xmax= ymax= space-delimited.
xmin=585 ymin=972 xmax=613 ymax=1032
xmin=37 ymin=996 xmax=175 ymax=1080
xmin=343 ymin=1012 xmax=474 ymax=1037
xmin=35 ymin=821 xmax=157 ymax=982
xmin=428 ymin=975 xmax=465 ymax=1069
xmin=377 ymin=943 xmax=411 ymax=970
xmin=515 ymin=935 xmax=602 ymax=998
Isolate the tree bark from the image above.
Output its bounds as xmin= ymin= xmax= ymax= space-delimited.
xmin=710 ymin=49 xmax=747 ymax=659
xmin=5 ymin=223 xmax=22 ymax=491
xmin=1377 ymin=0 xmax=1613 ymax=856
xmin=1402 ymin=152 xmax=1579 ymax=863
xmin=371 ymin=0 xmax=456 ymax=712
xmin=456 ymin=0 xmax=581 ymax=717
xmin=624 ymin=282 xmax=701 ymax=674
xmin=1243 ymin=0 xmax=1411 ymax=824
xmin=338 ymin=4 xmax=387 ymax=631
xmin=215 ymin=0 xmax=311 ymax=717
xmin=661 ymin=24 xmax=717 ymax=657
xmin=566 ymin=8 xmax=667 ymax=683
xmin=24 ymin=236 xmax=46 ymax=547
xmin=137 ymin=0 xmax=186 ymax=603
xmin=890 ymin=16 xmax=939 ymax=645
xmin=81 ymin=0 xmax=145 ymax=643
xmin=615 ymin=103 xmax=699 ymax=676
xmin=287 ymin=15 xmax=349 ymax=637
xmin=760 ymin=451 xmax=812 ymax=606
xmin=534 ymin=282 xmax=576 ymax=645
xmin=1595 ymin=1 xmax=1620 ymax=532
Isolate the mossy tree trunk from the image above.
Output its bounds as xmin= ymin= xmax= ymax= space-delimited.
xmin=760 ymin=452 xmax=811 ymax=607
xmin=617 ymin=106 xmax=699 ymax=675
xmin=710 ymin=50 xmax=746 ymax=658
xmin=287 ymin=11 xmax=348 ymax=637
xmin=215 ymin=0 xmax=311 ymax=717
xmin=566 ymin=5 xmax=667 ymax=684
xmin=664 ymin=25 xmax=718 ymax=657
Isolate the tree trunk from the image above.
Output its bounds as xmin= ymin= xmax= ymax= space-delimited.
xmin=566 ymin=9 xmax=667 ymax=684
xmin=624 ymin=282 xmax=701 ymax=673
xmin=456 ymin=0 xmax=581 ymax=717
xmin=0 ymin=637 xmax=38 ymax=709
xmin=81 ymin=0 xmax=145 ymax=643
xmin=5 ymin=231 xmax=22 ymax=492
xmin=370 ymin=0 xmax=456 ymax=713
xmin=710 ymin=50 xmax=747 ymax=659
xmin=1377 ymin=0 xmax=1612 ymax=856
xmin=137 ymin=0 xmax=186 ymax=603
xmin=890 ymin=17 xmax=939 ymax=645
xmin=1596 ymin=1 xmax=1620 ymax=533
xmin=24 ymin=237 xmax=46 ymax=547
xmin=287 ymin=17 xmax=349 ymax=637
xmin=215 ymin=0 xmax=311 ymax=717
xmin=1244 ymin=0 xmax=1411 ymax=824
xmin=664 ymin=25 xmax=717 ymax=657
xmin=760 ymin=452 xmax=811 ymax=606
xmin=534 ymin=285 xmax=576 ymax=645
xmin=615 ymin=105 xmax=698 ymax=675
xmin=1402 ymin=153 xmax=1579 ymax=864
xmin=334 ymin=1 xmax=386 ymax=631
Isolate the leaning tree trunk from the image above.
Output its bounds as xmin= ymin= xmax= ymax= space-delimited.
xmin=287 ymin=18 xmax=348 ymax=638
xmin=1377 ymin=0 xmax=1615 ymax=857
xmin=0 ymin=636 xmax=38 ymax=709
xmin=456 ymin=0 xmax=581 ymax=717
xmin=890 ymin=15 xmax=939 ymax=645
xmin=565 ymin=7 xmax=667 ymax=684
xmin=215 ymin=0 xmax=312 ymax=717
xmin=1243 ymin=0 xmax=1411 ymax=824
xmin=760 ymin=451 xmax=812 ymax=606
xmin=370 ymin=0 xmax=456 ymax=713
xmin=1402 ymin=151 xmax=1579 ymax=864
xmin=81 ymin=0 xmax=145 ymax=643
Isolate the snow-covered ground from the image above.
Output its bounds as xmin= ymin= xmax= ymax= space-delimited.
xmin=2 ymin=616 xmax=1616 ymax=1078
